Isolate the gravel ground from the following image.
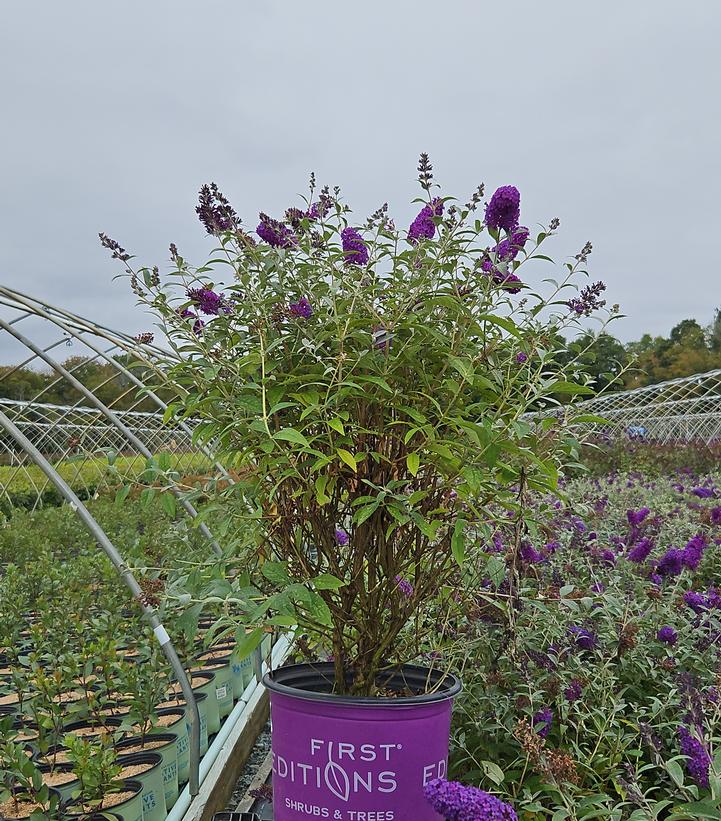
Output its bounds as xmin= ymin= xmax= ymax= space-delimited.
xmin=225 ymin=721 xmax=272 ymax=812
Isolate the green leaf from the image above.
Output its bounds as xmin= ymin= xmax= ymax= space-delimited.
xmin=315 ymin=476 xmax=331 ymax=506
xmin=354 ymin=501 xmax=380 ymax=526
xmin=543 ymin=381 xmax=595 ymax=396
xmin=486 ymin=555 xmax=506 ymax=589
xmin=234 ymin=626 xmax=264 ymax=661
xmin=666 ymin=759 xmax=684 ymax=788
xmin=337 ymin=448 xmax=357 ymax=472
xmin=406 ymin=452 xmax=420 ymax=477
xmin=327 ymin=417 xmax=345 ymax=435
xmin=313 ymin=573 xmax=347 ymax=590
xmin=274 ymin=427 xmax=310 ymax=447
xmin=261 ymin=561 xmax=291 ymax=587
xmin=114 ymin=485 xmax=131 ymax=507
xmin=451 ymin=518 xmax=465 ymax=566
xmin=480 ymin=760 xmax=504 ymax=785
xmin=160 ymin=491 xmax=176 ymax=518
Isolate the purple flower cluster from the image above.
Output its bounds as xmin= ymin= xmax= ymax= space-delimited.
xmin=657 ymin=626 xmax=678 ymax=645
xmin=485 ymin=186 xmax=521 ymax=232
xmin=569 ymin=626 xmax=596 ymax=651
xmin=186 ymin=287 xmax=228 ymax=316
xmin=493 ymin=226 xmax=529 ymax=261
xmin=627 ymin=508 xmax=651 ymax=527
xmin=683 ymin=588 xmax=721 ymax=613
xmin=533 ymin=707 xmax=553 ymax=738
xmin=257 ymin=213 xmax=297 ymax=248
xmin=564 ymin=679 xmax=583 ymax=702
xmin=515 ymin=352 xmax=528 ymax=364
xmin=567 ymin=281 xmax=607 ymax=317
xmin=196 ymin=183 xmax=239 ymax=235
xmin=394 ymin=575 xmax=414 ymax=598
xmin=678 ymin=726 xmax=711 ymax=788
xmin=656 ymin=548 xmax=685 ymax=577
xmin=626 ymin=537 xmax=653 ymax=563
xmin=341 ymin=227 xmax=369 ymax=265
xmin=335 ymin=528 xmax=349 ymax=546
xmin=423 ymin=778 xmax=518 ymax=821
xmin=520 ymin=541 xmax=543 ymax=563
xmin=178 ymin=307 xmax=204 ymax=336
xmin=408 ymin=198 xmax=444 ymax=244
xmin=289 ymin=298 xmax=313 ymax=319
xmin=681 ymin=534 xmax=707 ymax=570
xmin=692 ymin=486 xmax=715 ymax=498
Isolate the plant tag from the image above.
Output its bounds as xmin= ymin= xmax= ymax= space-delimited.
xmin=216 ymin=685 xmax=228 ymax=700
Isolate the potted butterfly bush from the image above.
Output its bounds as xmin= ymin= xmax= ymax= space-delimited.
xmin=102 ymin=155 xmax=611 ymax=820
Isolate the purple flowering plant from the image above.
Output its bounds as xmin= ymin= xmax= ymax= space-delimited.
xmin=103 ymin=156 xmax=615 ymax=697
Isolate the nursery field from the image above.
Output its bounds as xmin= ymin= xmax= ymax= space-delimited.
xmin=1 ymin=445 xmax=721 ymax=820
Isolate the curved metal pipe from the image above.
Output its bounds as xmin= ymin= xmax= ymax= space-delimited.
xmin=0 ymin=410 xmax=202 ymax=796
xmin=0 ymin=315 xmax=223 ymax=557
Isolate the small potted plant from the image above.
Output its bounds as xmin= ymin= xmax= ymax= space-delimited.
xmin=104 ymin=156 xmax=611 ymax=818
xmin=0 ymin=720 xmax=60 ymax=821
xmin=62 ymin=734 xmax=143 ymax=821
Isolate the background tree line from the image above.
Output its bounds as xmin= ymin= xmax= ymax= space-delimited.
xmin=558 ymin=309 xmax=721 ymax=393
xmin=2 ymin=311 xmax=721 ymax=407
xmin=0 ymin=355 xmax=166 ymax=411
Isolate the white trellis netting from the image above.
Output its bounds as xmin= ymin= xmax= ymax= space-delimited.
xmin=532 ymin=368 xmax=721 ymax=445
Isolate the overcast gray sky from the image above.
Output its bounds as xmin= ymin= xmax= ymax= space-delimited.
xmin=1 ymin=0 xmax=720 ymax=362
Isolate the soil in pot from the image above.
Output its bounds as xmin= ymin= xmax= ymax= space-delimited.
xmin=66 ymin=778 xmax=143 ymax=821
xmin=166 ymin=670 xmax=220 ymax=736
xmin=0 ymin=796 xmax=49 ymax=820
xmin=189 ymin=660 xmax=234 ymax=719
xmin=115 ymin=732 xmax=179 ymax=809
xmin=63 ymin=716 xmax=124 ymax=742
xmin=38 ymin=761 xmax=79 ymax=801
xmin=264 ymin=662 xmax=462 ymax=821
xmin=116 ymin=752 xmax=166 ymax=821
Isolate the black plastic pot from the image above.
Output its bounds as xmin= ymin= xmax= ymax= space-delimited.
xmin=63 ymin=716 xmax=124 ymax=737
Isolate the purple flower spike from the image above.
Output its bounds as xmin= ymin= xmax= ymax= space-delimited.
xmin=408 ymin=198 xmax=444 ymax=244
xmin=657 ymin=548 xmax=684 ymax=577
xmin=257 ymin=212 xmax=297 ymax=248
xmin=627 ymin=537 xmax=653 ymax=563
xmin=335 ymin=528 xmax=349 ymax=546
xmin=186 ymin=286 xmax=227 ymax=316
xmin=341 ymin=227 xmax=369 ymax=265
xmin=424 ymin=778 xmax=518 ymax=821
xmin=485 ymin=185 xmax=521 ymax=232
xmin=569 ymin=626 xmax=596 ymax=651
xmin=657 ymin=626 xmax=678 ymax=645
xmin=678 ymin=726 xmax=711 ymax=788
xmin=394 ymin=575 xmax=413 ymax=597
xmin=564 ymin=679 xmax=583 ymax=702
xmin=533 ymin=707 xmax=553 ymax=738
xmin=289 ymin=298 xmax=313 ymax=319
xmin=567 ymin=281 xmax=607 ymax=316
xmin=627 ymin=507 xmax=651 ymax=527
xmin=494 ymin=226 xmax=529 ymax=261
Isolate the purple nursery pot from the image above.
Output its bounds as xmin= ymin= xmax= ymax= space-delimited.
xmin=264 ymin=663 xmax=461 ymax=821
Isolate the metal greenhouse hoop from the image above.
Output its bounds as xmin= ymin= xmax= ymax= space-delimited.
xmin=0 ymin=286 xmax=240 ymax=797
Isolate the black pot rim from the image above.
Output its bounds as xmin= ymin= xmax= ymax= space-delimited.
xmin=264 ymin=662 xmax=462 ymax=706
